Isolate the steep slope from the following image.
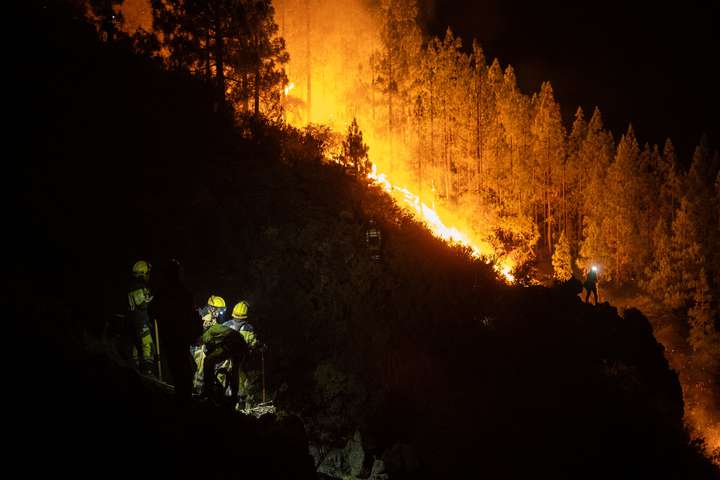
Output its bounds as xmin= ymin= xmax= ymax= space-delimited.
xmin=13 ymin=3 xmax=717 ymax=478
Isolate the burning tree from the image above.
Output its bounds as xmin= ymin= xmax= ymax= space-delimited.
xmin=552 ymin=232 xmax=573 ymax=281
xmin=342 ymin=118 xmax=370 ymax=176
xmin=151 ymin=0 xmax=288 ymax=113
xmin=371 ymin=0 xmax=421 ymax=172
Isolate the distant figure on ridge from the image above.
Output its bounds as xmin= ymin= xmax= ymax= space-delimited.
xmin=584 ymin=266 xmax=599 ymax=305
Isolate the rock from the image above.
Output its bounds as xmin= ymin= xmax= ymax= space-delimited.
xmin=368 ymin=458 xmax=388 ymax=480
xmin=346 ymin=430 xmax=365 ymax=477
xmin=316 ymin=430 xmax=365 ymax=479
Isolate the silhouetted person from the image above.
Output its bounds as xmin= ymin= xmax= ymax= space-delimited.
xmin=584 ymin=266 xmax=599 ymax=305
xmin=127 ymin=260 xmax=154 ymax=373
xmin=154 ymin=259 xmax=202 ymax=403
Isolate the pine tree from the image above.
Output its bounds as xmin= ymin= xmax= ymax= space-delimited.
xmin=530 ymin=81 xmax=565 ymax=256
xmin=469 ymin=39 xmax=487 ymax=197
xmin=686 ymin=139 xmax=720 ymax=262
xmin=658 ymin=139 xmax=682 ymax=222
xmin=343 ymin=118 xmax=370 ymax=176
xmin=565 ymin=107 xmax=587 ymax=249
xmin=151 ymin=0 xmax=288 ymax=110
xmin=244 ymin=1 xmax=289 ymax=116
xmin=687 ymin=269 xmax=720 ymax=374
xmin=643 ymin=218 xmax=683 ymax=307
xmin=603 ymin=124 xmax=642 ymax=285
xmin=372 ymin=0 xmax=421 ymax=172
xmin=431 ymin=29 xmax=467 ymax=203
xmin=635 ymin=142 xmax=656 ymax=267
xmin=669 ymin=196 xmax=705 ymax=307
xmin=577 ymin=107 xmax=613 ymax=273
xmin=552 ymin=232 xmax=573 ymax=281
xmin=579 ymin=214 xmax=610 ymax=278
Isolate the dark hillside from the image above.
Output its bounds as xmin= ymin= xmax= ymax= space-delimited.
xmin=13 ymin=3 xmax=718 ymax=478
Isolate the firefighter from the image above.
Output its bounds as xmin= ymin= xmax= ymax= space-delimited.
xmin=225 ymin=301 xmax=261 ymax=409
xmin=199 ymin=295 xmax=227 ymax=330
xmin=584 ymin=266 xmax=599 ymax=305
xmin=200 ymin=303 xmax=251 ymax=407
xmin=193 ymin=295 xmax=227 ymax=394
xmin=366 ymin=218 xmax=382 ymax=261
xmin=154 ymin=259 xmax=202 ymax=403
xmin=127 ymin=260 xmax=155 ymax=373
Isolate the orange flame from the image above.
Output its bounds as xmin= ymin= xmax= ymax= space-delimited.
xmin=367 ymin=164 xmax=515 ymax=283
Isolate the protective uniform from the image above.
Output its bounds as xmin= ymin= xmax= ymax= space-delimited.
xmin=366 ymin=219 xmax=382 ymax=261
xmin=227 ymin=301 xmax=257 ymax=348
xmin=127 ymin=260 xmax=154 ymax=372
xmin=200 ymin=319 xmax=248 ymax=405
xmin=198 ymin=300 xmax=260 ymax=408
xmin=193 ymin=295 xmax=227 ymax=393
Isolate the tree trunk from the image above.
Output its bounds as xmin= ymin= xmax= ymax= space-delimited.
xmin=254 ymin=65 xmax=261 ymax=115
xmin=306 ymin=0 xmax=312 ymax=123
xmin=242 ymin=75 xmax=249 ymax=112
xmin=205 ymin=34 xmax=212 ymax=84
xmin=213 ymin=15 xmax=225 ymax=105
xmin=388 ymin=50 xmax=393 ymax=173
xmin=417 ymin=115 xmax=423 ymax=201
xmin=430 ymin=79 xmax=435 ymax=206
xmin=615 ymin=221 xmax=621 ymax=286
xmin=475 ymin=84 xmax=482 ymax=195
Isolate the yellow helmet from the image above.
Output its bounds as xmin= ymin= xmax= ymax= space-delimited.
xmin=132 ymin=260 xmax=151 ymax=276
xmin=232 ymin=301 xmax=249 ymax=319
xmin=207 ymin=295 xmax=226 ymax=308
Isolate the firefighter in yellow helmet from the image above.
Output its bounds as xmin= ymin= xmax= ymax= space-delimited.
xmin=193 ymin=295 xmax=228 ymax=394
xmin=127 ymin=260 xmax=155 ymax=373
xmin=227 ymin=300 xmax=262 ymax=409
xmin=199 ymin=300 xmax=257 ymax=406
xmin=199 ymin=295 xmax=227 ymax=330
xmin=227 ymin=301 xmax=257 ymax=348
xmin=198 ymin=300 xmax=262 ymax=408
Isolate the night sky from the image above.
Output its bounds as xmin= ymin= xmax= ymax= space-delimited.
xmin=419 ymin=0 xmax=719 ymax=162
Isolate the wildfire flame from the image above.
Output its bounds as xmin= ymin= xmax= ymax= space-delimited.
xmin=367 ymin=165 xmax=515 ymax=283
xmin=283 ymin=82 xmax=295 ymax=96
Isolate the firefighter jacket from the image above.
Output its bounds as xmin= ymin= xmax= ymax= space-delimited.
xmin=366 ymin=228 xmax=382 ymax=249
xmin=128 ymin=277 xmax=153 ymax=312
xmin=224 ymin=319 xmax=258 ymax=349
